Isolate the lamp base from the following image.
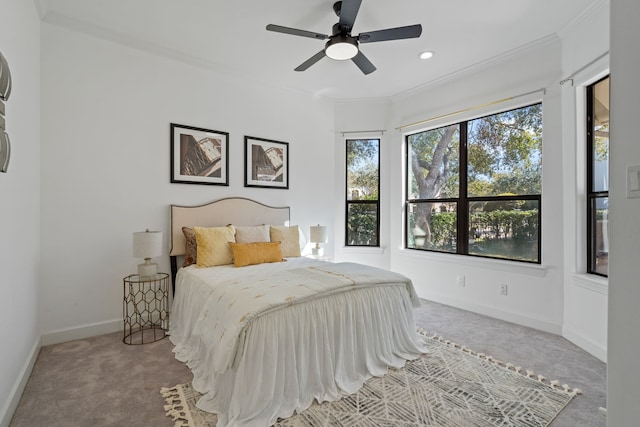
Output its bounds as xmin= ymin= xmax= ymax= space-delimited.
xmin=312 ymin=244 xmax=324 ymax=257
xmin=138 ymin=261 xmax=158 ymax=277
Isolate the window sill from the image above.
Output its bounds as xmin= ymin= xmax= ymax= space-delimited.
xmin=341 ymin=246 xmax=385 ymax=255
xmin=397 ymin=249 xmax=548 ymax=277
xmin=571 ymin=273 xmax=608 ymax=295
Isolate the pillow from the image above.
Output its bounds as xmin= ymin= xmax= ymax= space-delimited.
xmin=182 ymin=226 xmax=197 ymax=267
xmin=229 ymin=242 xmax=284 ymax=267
xmin=194 ymin=225 xmax=236 ymax=267
xmin=235 ymin=225 xmax=270 ymax=244
xmin=270 ymin=225 xmax=301 ymax=257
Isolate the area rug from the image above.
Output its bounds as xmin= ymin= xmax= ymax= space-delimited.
xmin=161 ymin=331 xmax=581 ymax=427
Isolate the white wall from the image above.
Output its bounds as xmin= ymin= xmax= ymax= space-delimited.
xmin=559 ymin=0 xmax=609 ymax=362
xmin=39 ymin=23 xmax=335 ymax=340
xmin=607 ymin=0 xmax=640 ymax=423
xmin=0 ymin=1 xmax=41 ymax=425
xmin=381 ymin=37 xmax=567 ymax=334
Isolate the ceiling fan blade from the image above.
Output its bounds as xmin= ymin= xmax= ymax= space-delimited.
xmin=338 ymin=0 xmax=362 ymax=31
xmin=295 ymin=50 xmax=326 ymax=71
xmin=358 ymin=24 xmax=422 ymax=43
xmin=352 ymin=51 xmax=376 ymax=75
xmin=266 ymin=24 xmax=329 ymax=40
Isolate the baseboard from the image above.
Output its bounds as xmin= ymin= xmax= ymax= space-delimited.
xmin=0 ymin=337 xmax=41 ymax=427
xmin=563 ymin=325 xmax=607 ymax=363
xmin=425 ymin=294 xmax=563 ymax=335
xmin=41 ymin=318 xmax=121 ymax=346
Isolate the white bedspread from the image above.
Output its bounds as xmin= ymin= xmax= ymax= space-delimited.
xmin=169 ymin=258 xmax=427 ymax=427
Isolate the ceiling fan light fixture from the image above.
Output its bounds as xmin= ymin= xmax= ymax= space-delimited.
xmin=325 ymin=36 xmax=358 ymax=60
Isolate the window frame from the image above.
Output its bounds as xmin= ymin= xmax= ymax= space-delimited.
xmin=345 ymin=138 xmax=381 ymax=247
xmin=404 ymin=103 xmax=542 ymax=264
xmin=586 ymin=75 xmax=610 ymax=277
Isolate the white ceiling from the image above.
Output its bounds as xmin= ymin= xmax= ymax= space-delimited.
xmin=38 ymin=0 xmax=601 ymax=100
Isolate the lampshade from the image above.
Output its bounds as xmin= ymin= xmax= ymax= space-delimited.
xmin=309 ymin=225 xmax=328 ymax=243
xmin=133 ymin=230 xmax=162 ymax=276
xmin=309 ymin=225 xmax=327 ymax=257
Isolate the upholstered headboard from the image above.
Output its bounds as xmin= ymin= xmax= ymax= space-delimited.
xmin=169 ymin=197 xmax=290 ymax=290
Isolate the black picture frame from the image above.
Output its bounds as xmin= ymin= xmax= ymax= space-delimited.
xmin=244 ymin=136 xmax=289 ymax=189
xmin=170 ymin=123 xmax=229 ymax=186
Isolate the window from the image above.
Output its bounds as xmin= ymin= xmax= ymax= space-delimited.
xmin=406 ymin=104 xmax=542 ymax=263
xmin=587 ymin=76 xmax=610 ymax=277
xmin=346 ymin=139 xmax=380 ymax=246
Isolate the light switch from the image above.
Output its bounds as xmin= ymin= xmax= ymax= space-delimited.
xmin=627 ymin=165 xmax=640 ymax=198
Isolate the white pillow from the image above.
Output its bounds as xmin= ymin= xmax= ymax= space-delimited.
xmin=235 ymin=225 xmax=270 ymax=244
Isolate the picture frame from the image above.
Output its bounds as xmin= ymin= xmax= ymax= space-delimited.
xmin=244 ymin=136 xmax=289 ymax=189
xmin=170 ymin=123 xmax=229 ymax=186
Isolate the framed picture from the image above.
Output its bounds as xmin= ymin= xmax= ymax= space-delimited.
xmin=244 ymin=136 xmax=289 ymax=189
xmin=170 ymin=123 xmax=229 ymax=186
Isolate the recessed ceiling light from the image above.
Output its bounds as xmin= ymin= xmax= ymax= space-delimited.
xmin=419 ymin=51 xmax=434 ymax=60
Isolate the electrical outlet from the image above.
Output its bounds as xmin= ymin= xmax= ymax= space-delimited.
xmin=457 ymin=275 xmax=465 ymax=287
xmin=500 ymin=284 xmax=508 ymax=295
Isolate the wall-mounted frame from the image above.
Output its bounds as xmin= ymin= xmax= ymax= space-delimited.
xmin=170 ymin=123 xmax=229 ymax=186
xmin=244 ymin=136 xmax=289 ymax=189
xmin=1 ymin=50 xmax=12 ymax=173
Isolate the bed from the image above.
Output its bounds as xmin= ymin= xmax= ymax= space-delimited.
xmin=168 ymin=197 xmax=427 ymax=427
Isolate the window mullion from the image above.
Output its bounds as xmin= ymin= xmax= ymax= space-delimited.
xmin=458 ymin=122 xmax=469 ymax=254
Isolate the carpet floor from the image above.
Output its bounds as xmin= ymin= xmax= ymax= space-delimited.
xmin=162 ymin=331 xmax=580 ymax=426
xmin=8 ymin=300 xmax=606 ymax=427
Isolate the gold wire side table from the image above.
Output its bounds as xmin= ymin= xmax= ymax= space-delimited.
xmin=123 ymin=273 xmax=169 ymax=345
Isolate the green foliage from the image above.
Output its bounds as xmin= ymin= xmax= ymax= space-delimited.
xmin=347 ymin=139 xmax=379 ymax=200
xmin=347 ymin=203 xmax=378 ymax=246
xmin=469 ymin=209 xmax=538 ymax=241
xmin=408 ymin=104 xmax=542 ymax=200
xmin=429 ymin=212 xmax=456 ymax=250
xmin=412 ymin=208 xmax=539 ymax=261
xmin=407 ymin=125 xmax=460 ymax=198
xmin=467 ymin=104 xmax=542 ymax=197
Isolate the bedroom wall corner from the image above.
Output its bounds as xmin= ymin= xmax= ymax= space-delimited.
xmin=333 ymin=98 xmax=392 ymax=270
xmin=0 ymin=1 xmax=42 ymax=426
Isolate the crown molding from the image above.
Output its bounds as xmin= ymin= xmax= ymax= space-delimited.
xmin=392 ymin=33 xmax=560 ymax=102
xmin=38 ymin=10 xmax=328 ymax=101
xmin=558 ymin=0 xmax=609 ymax=40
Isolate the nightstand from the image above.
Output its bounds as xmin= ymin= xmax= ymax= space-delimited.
xmin=123 ymin=273 xmax=169 ymax=345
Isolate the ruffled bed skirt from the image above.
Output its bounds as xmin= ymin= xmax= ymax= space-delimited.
xmin=170 ymin=284 xmax=427 ymax=427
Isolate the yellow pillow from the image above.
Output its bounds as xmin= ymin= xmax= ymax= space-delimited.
xmin=269 ymin=225 xmax=301 ymax=257
xmin=230 ymin=242 xmax=284 ymax=267
xmin=194 ymin=225 xmax=236 ymax=267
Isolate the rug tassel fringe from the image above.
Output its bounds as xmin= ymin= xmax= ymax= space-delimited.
xmin=418 ymin=329 xmax=583 ymax=396
xmin=161 ymin=386 xmax=193 ymax=427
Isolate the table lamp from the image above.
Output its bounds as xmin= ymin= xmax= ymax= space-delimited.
xmin=309 ymin=224 xmax=327 ymax=257
xmin=133 ymin=230 xmax=163 ymax=277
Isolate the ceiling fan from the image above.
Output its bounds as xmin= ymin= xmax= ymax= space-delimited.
xmin=266 ymin=0 xmax=422 ymax=75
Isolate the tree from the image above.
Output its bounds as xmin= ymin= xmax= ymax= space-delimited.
xmin=408 ymin=104 xmax=542 ymax=251
xmin=408 ymin=125 xmax=459 ymax=246
xmin=347 ymin=139 xmax=379 ymax=200
xmin=347 ymin=139 xmax=380 ymax=246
